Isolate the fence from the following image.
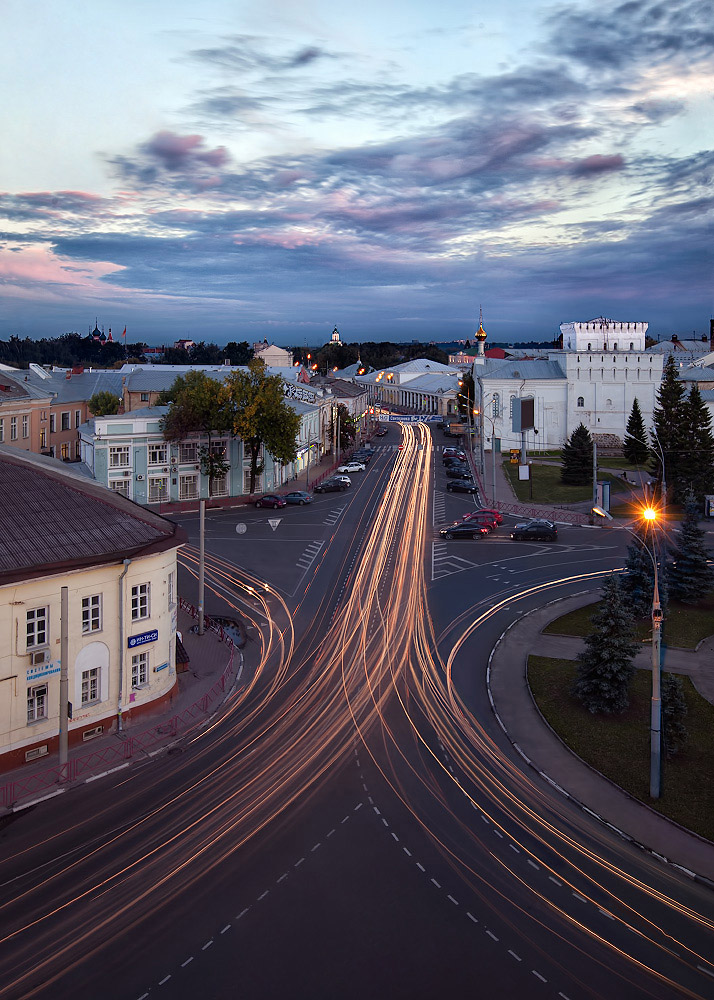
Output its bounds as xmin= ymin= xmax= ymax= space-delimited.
xmin=0 ymin=602 xmax=238 ymax=811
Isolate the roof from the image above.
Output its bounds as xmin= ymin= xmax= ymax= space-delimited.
xmin=0 ymin=447 xmax=185 ymax=586
xmin=20 ymin=368 xmax=125 ymax=404
xmin=477 ymin=359 xmax=567 ymax=380
xmin=0 ymin=374 xmax=54 ymax=402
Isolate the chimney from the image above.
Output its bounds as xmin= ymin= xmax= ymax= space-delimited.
xmin=710 ymin=318 xmax=714 ymax=350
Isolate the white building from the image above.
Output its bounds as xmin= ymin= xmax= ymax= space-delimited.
xmin=0 ymin=448 xmax=185 ymax=771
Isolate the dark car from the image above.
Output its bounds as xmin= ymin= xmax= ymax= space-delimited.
xmin=443 ymin=448 xmax=467 ymax=461
xmin=254 ymin=494 xmax=287 ymax=509
xmin=314 ymin=479 xmax=347 ymax=493
xmin=462 ymin=507 xmax=503 ymax=526
xmin=375 ymin=427 xmax=388 ymax=436
xmin=439 ymin=523 xmax=489 ymax=540
xmin=511 ymin=519 xmax=558 ymax=541
xmin=446 ymin=465 xmax=472 ymax=479
xmin=283 ymin=491 xmax=312 ymax=505
xmin=458 ymin=511 xmax=498 ymax=532
xmin=351 ymin=451 xmax=373 ymax=463
xmin=446 ymin=479 xmax=478 ymax=494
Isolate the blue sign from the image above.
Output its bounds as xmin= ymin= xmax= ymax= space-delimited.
xmin=128 ymin=628 xmax=159 ymax=649
xmin=154 ymin=662 xmax=169 ymax=673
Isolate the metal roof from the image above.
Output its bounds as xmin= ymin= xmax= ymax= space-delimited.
xmin=0 ymin=447 xmax=184 ymax=584
xmin=477 ymin=359 xmax=567 ymax=380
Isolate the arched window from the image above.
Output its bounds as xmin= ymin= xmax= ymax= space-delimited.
xmin=493 ymin=394 xmax=500 ymax=417
xmin=587 ymin=343 xmax=591 ymax=351
xmin=577 ymin=396 xmax=584 ymax=407
xmin=606 ymin=398 xmax=613 ymax=408
xmin=630 ymin=342 xmax=634 ymax=350
xmin=613 ymin=343 xmax=617 ymax=351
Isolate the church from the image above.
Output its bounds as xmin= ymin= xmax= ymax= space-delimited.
xmin=472 ymin=317 xmax=665 ymax=456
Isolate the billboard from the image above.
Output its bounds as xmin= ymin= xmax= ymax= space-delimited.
xmin=511 ymin=396 xmax=535 ymax=433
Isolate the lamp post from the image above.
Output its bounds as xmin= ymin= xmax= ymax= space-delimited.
xmin=642 ymin=506 xmax=663 ymax=799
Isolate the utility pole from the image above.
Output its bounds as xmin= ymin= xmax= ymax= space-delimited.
xmin=198 ymin=499 xmax=205 ymax=636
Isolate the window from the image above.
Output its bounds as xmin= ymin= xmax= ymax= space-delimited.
xmin=131 ymin=583 xmax=150 ymax=621
xmin=630 ymin=343 xmax=634 ymax=350
xmin=27 ymin=684 xmax=48 ymax=724
xmin=109 ymin=445 xmax=130 ymax=468
xmin=10 ymin=417 xmax=17 ymax=440
xmin=577 ymin=396 xmax=584 ymax=407
xmin=109 ymin=479 xmax=131 ymax=497
xmin=587 ymin=343 xmax=591 ymax=351
xmin=168 ymin=571 xmax=175 ymax=609
xmin=148 ymin=477 xmax=168 ymax=503
xmin=131 ymin=652 xmax=149 ymax=688
xmin=75 ymin=409 xmax=81 ymax=428
xmin=148 ymin=444 xmax=167 ymax=465
xmin=179 ymin=473 xmax=198 ymax=500
xmin=41 ymin=410 xmax=46 ymax=421
xmin=613 ymin=343 xmax=617 ymax=351
xmin=61 ymin=443 xmax=70 ymax=460
xmin=179 ymin=441 xmax=198 ymax=463
xmin=492 ymin=395 xmax=500 ymax=418
xmin=27 ymin=607 xmax=48 ymax=648
xmin=81 ymin=667 xmax=99 ymax=705
xmin=49 ymin=446 xmax=55 ymax=458
xmin=40 ymin=429 xmax=47 ymax=449
xmin=61 ymin=411 xmax=70 ymax=431
xmin=140 ymin=392 xmax=150 ymax=402
xmin=50 ymin=414 xmax=56 ymax=432
xmin=75 ymin=440 xmax=81 ymax=460
xmin=22 ymin=415 xmax=29 ymax=438
xmin=82 ymin=595 xmax=102 ymax=634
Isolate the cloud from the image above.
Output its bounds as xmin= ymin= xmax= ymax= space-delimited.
xmin=570 ymin=154 xmax=626 ymax=176
xmin=187 ymin=35 xmax=335 ymax=74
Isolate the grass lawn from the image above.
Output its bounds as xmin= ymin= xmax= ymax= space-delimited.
xmin=502 ymin=460 xmax=629 ymax=504
xmin=543 ymin=593 xmax=714 ymax=648
xmin=527 ymin=656 xmax=714 ymax=841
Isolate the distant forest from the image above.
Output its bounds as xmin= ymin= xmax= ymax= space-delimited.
xmin=0 ymin=331 xmax=557 ymax=373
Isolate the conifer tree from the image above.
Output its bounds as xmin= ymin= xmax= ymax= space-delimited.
xmin=681 ymin=384 xmax=714 ymax=502
xmin=667 ymin=493 xmax=714 ymax=602
xmin=622 ymin=398 xmax=649 ymax=465
xmin=621 ymin=523 xmax=669 ymax=618
xmin=561 ymin=422 xmax=593 ymax=485
xmin=573 ymin=574 xmax=640 ymax=714
xmin=661 ymin=673 xmax=687 ymax=756
xmin=651 ymin=355 xmax=686 ymax=500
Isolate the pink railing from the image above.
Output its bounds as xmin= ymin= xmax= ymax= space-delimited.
xmin=0 ymin=602 xmax=238 ymax=810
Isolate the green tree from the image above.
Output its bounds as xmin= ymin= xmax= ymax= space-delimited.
xmin=651 ymin=355 xmax=687 ymax=501
xmin=681 ymin=384 xmax=714 ymax=502
xmin=223 ymin=360 xmax=301 ymax=494
xmin=622 ymin=523 xmax=669 ymax=619
xmin=223 ymin=341 xmax=253 ymax=365
xmin=333 ymin=403 xmax=356 ymax=452
xmin=622 ymin=398 xmax=649 ymax=465
xmin=661 ymin=673 xmax=687 ymax=757
xmin=88 ymin=391 xmax=121 ymax=416
xmin=158 ymin=371 xmax=231 ymax=483
xmin=560 ymin=423 xmax=593 ymax=485
xmin=573 ymin=574 xmax=640 ymax=714
xmin=667 ymin=493 xmax=714 ymax=603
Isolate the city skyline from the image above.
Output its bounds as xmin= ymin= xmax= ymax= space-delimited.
xmin=2 ymin=0 xmax=712 ymax=345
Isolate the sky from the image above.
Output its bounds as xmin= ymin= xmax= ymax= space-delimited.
xmin=1 ymin=0 xmax=712 ymax=347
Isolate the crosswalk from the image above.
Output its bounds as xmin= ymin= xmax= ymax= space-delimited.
xmin=296 ymin=540 xmax=325 ymax=573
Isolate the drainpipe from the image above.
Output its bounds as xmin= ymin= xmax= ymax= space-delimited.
xmin=117 ymin=558 xmax=131 ymax=732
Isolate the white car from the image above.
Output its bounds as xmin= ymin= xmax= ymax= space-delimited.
xmin=337 ymin=461 xmax=366 ymax=473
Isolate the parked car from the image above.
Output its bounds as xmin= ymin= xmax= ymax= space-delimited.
xmin=443 ymin=448 xmax=467 ymax=461
xmin=439 ymin=523 xmax=489 ymax=540
xmin=337 ymin=462 xmax=366 ymax=473
xmin=254 ymin=494 xmax=287 ymax=509
xmin=446 ymin=480 xmax=478 ymax=494
xmin=511 ymin=519 xmax=558 ymax=541
xmin=352 ymin=451 xmax=373 ymax=463
xmin=283 ymin=491 xmax=312 ymax=505
xmin=446 ymin=466 xmax=472 ymax=479
xmin=375 ymin=427 xmax=388 ymax=436
xmin=314 ymin=480 xmax=347 ymax=493
xmin=462 ymin=508 xmax=503 ymax=526
xmin=329 ymin=474 xmax=351 ymax=486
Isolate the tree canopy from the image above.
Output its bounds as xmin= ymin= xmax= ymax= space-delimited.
xmin=560 ymin=423 xmax=593 ymax=485
xmin=88 ymin=391 xmax=122 ymax=416
xmin=667 ymin=493 xmax=714 ymax=603
xmin=622 ymin=397 xmax=649 ymax=466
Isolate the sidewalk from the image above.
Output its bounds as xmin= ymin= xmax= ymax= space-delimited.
xmin=489 ymin=593 xmax=714 ymax=884
xmin=0 ymin=606 xmax=239 ymax=813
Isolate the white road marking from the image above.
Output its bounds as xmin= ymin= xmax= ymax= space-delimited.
xmin=181 ymin=958 xmax=194 ymax=968
xmin=549 ymin=876 xmax=562 ymax=886
xmin=447 ymin=895 xmax=459 ymax=905
xmin=295 ymin=858 xmax=305 ymax=867
xmin=527 ymin=859 xmax=540 ymax=869
xmin=467 ymin=912 xmax=478 ymax=923
xmin=508 ymin=950 xmax=521 ymax=961
xmin=221 ymin=924 xmax=231 ymax=934
xmin=236 ymin=908 xmax=249 ymax=919
xmin=431 ymin=878 xmax=441 ymax=888
xmin=486 ymin=930 xmax=499 ymax=942
xmin=403 ymin=847 xmax=412 ymax=857
xmin=258 ymin=890 xmax=269 ymax=900
xmin=202 ymin=940 xmax=213 ymax=951
xmin=417 ymin=863 xmax=426 ymax=872
xmin=532 ymin=970 xmax=547 ymax=983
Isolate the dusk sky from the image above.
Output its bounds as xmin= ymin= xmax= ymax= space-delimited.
xmin=2 ymin=0 xmax=712 ymax=346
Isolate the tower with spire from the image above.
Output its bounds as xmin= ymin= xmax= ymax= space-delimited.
xmin=474 ymin=306 xmax=487 ymax=362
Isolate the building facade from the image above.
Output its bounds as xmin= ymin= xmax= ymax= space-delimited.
xmin=0 ymin=449 xmax=185 ymax=771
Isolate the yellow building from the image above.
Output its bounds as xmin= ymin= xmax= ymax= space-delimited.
xmin=0 ymin=447 xmax=186 ymax=771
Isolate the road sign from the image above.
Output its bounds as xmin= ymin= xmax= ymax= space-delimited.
xmin=236 ymin=523 xmax=247 ymax=534
xmin=268 ymin=519 xmax=281 ymax=531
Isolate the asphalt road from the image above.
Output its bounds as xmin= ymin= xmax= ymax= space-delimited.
xmin=0 ymin=424 xmax=712 ymax=1000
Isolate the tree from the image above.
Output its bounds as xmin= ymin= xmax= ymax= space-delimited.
xmin=667 ymin=493 xmax=714 ymax=603
xmin=333 ymin=403 xmax=356 ymax=452
xmin=681 ymin=384 xmax=714 ymax=502
xmin=622 ymin=398 xmax=649 ymax=465
xmin=651 ymin=355 xmax=687 ymax=501
xmin=560 ymin=423 xmax=593 ymax=485
xmin=158 ymin=371 xmax=231 ymax=484
xmin=223 ymin=341 xmax=253 ymax=365
xmin=573 ymin=574 xmax=640 ymax=714
xmin=661 ymin=673 xmax=687 ymax=757
xmin=88 ymin=391 xmax=121 ymax=416
xmin=223 ymin=360 xmax=301 ymax=494
xmin=621 ymin=523 xmax=669 ymax=619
